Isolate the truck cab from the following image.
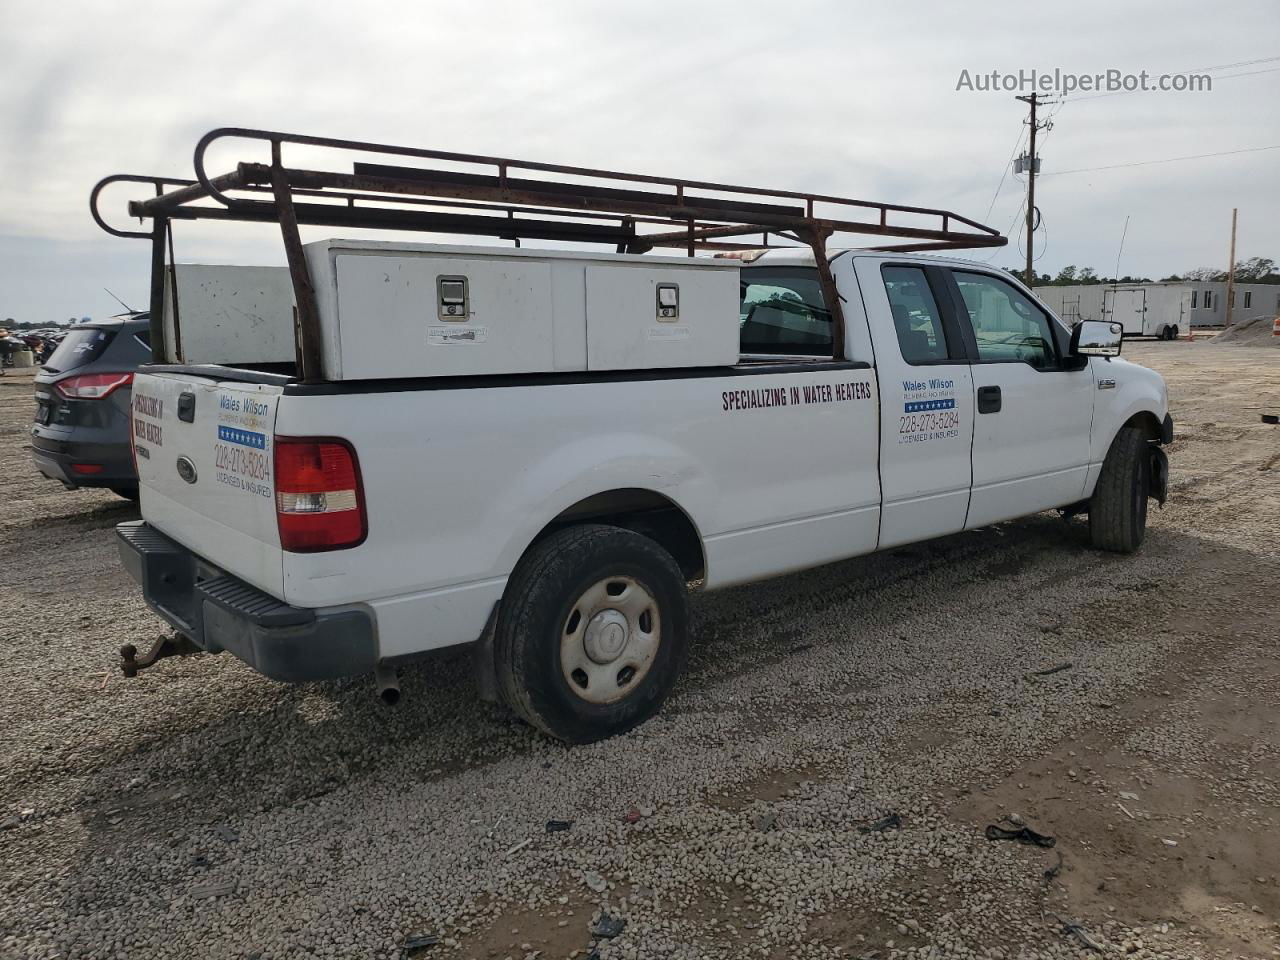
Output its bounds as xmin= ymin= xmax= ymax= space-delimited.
xmin=742 ymin=249 xmax=1170 ymax=547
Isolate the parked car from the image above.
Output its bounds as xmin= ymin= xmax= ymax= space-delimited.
xmin=30 ymin=315 xmax=151 ymax=498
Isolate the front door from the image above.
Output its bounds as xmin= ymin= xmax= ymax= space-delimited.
xmin=946 ymin=269 xmax=1094 ymax=528
xmin=855 ymin=259 xmax=976 ymax=549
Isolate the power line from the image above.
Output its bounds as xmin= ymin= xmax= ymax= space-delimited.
xmin=1213 ymin=66 xmax=1280 ymax=80
xmin=1066 ymin=64 xmax=1280 ymax=102
xmin=1189 ymin=54 xmax=1280 ymax=73
xmin=979 ymin=196 xmax=1027 ymax=263
xmin=1043 ymin=143 xmax=1280 ymax=176
xmin=984 ymin=126 xmax=1026 ymax=221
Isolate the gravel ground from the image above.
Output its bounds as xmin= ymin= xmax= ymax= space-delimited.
xmin=1 ymin=340 xmax=1277 ymax=960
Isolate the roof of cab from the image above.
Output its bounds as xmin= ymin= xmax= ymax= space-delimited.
xmin=740 ymin=247 xmax=1003 ymax=270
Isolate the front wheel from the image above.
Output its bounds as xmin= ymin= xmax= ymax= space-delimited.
xmin=495 ymin=524 xmax=689 ymax=743
xmin=1089 ymin=427 xmax=1149 ymax=553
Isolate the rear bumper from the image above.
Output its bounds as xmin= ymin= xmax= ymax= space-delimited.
xmin=30 ymin=432 xmax=136 ymax=489
xmin=116 ymin=520 xmax=377 ymax=682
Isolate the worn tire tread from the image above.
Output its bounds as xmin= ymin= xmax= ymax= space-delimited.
xmin=1089 ymin=427 xmax=1148 ymax=553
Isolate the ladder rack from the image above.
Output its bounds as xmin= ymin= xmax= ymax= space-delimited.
xmin=91 ymin=127 xmax=1007 ymax=381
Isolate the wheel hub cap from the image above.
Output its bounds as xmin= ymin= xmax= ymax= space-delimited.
xmin=583 ymin=609 xmax=629 ymax=664
xmin=560 ymin=576 xmax=662 ymax=705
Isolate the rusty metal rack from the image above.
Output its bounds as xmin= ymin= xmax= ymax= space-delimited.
xmin=91 ymin=127 xmax=1007 ymax=380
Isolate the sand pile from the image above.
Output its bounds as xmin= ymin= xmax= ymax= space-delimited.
xmin=1210 ymin=313 xmax=1280 ymax=347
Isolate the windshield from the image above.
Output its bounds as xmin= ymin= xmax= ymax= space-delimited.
xmin=44 ymin=327 xmax=116 ymax=373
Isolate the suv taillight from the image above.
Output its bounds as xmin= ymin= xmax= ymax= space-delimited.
xmin=55 ymin=372 xmax=133 ymax=399
xmin=274 ymin=438 xmax=366 ymax=552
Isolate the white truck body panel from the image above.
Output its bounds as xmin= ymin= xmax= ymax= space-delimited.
xmin=965 ymin=359 xmax=1093 ymax=528
xmin=161 ymin=265 xmax=296 ymax=364
xmin=275 ymin=366 xmax=880 ymax=656
xmin=850 ymin=256 xmax=976 ymax=547
xmin=130 ymin=373 xmax=285 ymax=595
xmin=130 ymin=245 xmax=1171 ymax=666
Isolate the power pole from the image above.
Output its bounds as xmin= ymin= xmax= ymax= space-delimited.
xmin=1224 ymin=207 xmax=1238 ymax=327
xmin=1015 ymin=93 xmax=1052 ymax=286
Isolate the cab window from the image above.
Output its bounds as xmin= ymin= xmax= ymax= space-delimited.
xmin=881 ymin=266 xmax=950 ymax=364
xmin=952 ymin=271 xmax=1056 ymax=369
xmin=739 ymin=267 xmax=832 ymax=356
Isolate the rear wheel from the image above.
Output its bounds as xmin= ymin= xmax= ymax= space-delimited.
xmin=1089 ymin=427 xmax=1149 ymax=553
xmin=495 ymin=524 xmax=689 ymax=743
xmin=1170 ymin=325 xmax=1179 ymax=341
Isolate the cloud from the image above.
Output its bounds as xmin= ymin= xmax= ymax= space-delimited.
xmin=0 ymin=0 xmax=1277 ymax=321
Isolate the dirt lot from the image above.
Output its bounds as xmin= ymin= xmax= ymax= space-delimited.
xmin=1 ymin=341 xmax=1277 ymax=960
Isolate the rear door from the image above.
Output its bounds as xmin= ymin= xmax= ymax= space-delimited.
xmin=944 ymin=269 xmax=1093 ymax=528
xmin=131 ymin=371 xmax=286 ymax=596
xmin=1104 ymin=288 xmax=1146 ymax=335
xmin=855 ymin=258 xmax=976 ymax=548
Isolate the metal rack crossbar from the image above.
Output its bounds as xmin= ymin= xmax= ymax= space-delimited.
xmin=91 ymin=127 xmax=1007 ymax=380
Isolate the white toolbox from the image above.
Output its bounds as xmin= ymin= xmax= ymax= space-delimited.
xmin=303 ymin=240 xmax=741 ymax=380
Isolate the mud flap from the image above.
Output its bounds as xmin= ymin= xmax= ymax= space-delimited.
xmin=1149 ymin=445 xmax=1169 ymax=507
xmin=472 ymin=603 xmax=501 ymax=703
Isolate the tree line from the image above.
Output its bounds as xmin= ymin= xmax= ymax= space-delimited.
xmin=1028 ymin=257 xmax=1279 ymax=287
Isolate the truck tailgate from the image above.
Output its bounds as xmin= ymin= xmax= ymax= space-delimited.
xmin=131 ymin=371 xmax=285 ymax=597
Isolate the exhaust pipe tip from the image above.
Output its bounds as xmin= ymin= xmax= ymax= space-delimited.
xmin=375 ymin=664 xmax=400 ymax=707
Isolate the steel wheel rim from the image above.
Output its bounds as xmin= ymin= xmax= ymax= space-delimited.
xmin=560 ymin=575 xmax=661 ymax=704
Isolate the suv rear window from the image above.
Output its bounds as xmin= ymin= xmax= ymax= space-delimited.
xmin=44 ymin=328 xmax=116 ymax=372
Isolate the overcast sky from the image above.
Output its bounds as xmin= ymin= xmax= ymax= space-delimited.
xmin=1 ymin=0 xmax=1277 ymax=323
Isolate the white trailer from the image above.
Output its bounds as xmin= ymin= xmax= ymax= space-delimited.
xmin=94 ymin=129 xmax=1172 ymax=743
xmin=1036 ymin=280 xmax=1280 ymax=337
xmin=1034 ymin=283 xmax=1190 ymax=339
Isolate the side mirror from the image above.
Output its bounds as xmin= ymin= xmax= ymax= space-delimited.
xmin=1071 ymin=319 xmax=1123 ymax=358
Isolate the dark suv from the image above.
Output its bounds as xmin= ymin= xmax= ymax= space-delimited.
xmin=31 ymin=315 xmax=152 ymax=498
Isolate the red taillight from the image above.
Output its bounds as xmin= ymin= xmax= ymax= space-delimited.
xmin=274 ymin=438 xmax=366 ymax=552
xmin=55 ymin=372 xmax=133 ymax=399
xmin=70 ymin=463 xmax=104 ymax=475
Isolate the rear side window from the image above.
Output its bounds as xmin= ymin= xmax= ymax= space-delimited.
xmin=44 ymin=328 xmax=115 ymax=373
xmin=102 ymin=325 xmax=152 ymax=364
xmin=882 ymin=266 xmax=949 ymax=364
xmin=739 ymin=267 xmax=832 ymax=356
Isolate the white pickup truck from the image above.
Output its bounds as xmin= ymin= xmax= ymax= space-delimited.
xmin=96 ymin=130 xmax=1172 ymax=743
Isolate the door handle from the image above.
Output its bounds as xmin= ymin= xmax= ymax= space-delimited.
xmin=977 ymin=385 xmax=1002 ymax=414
